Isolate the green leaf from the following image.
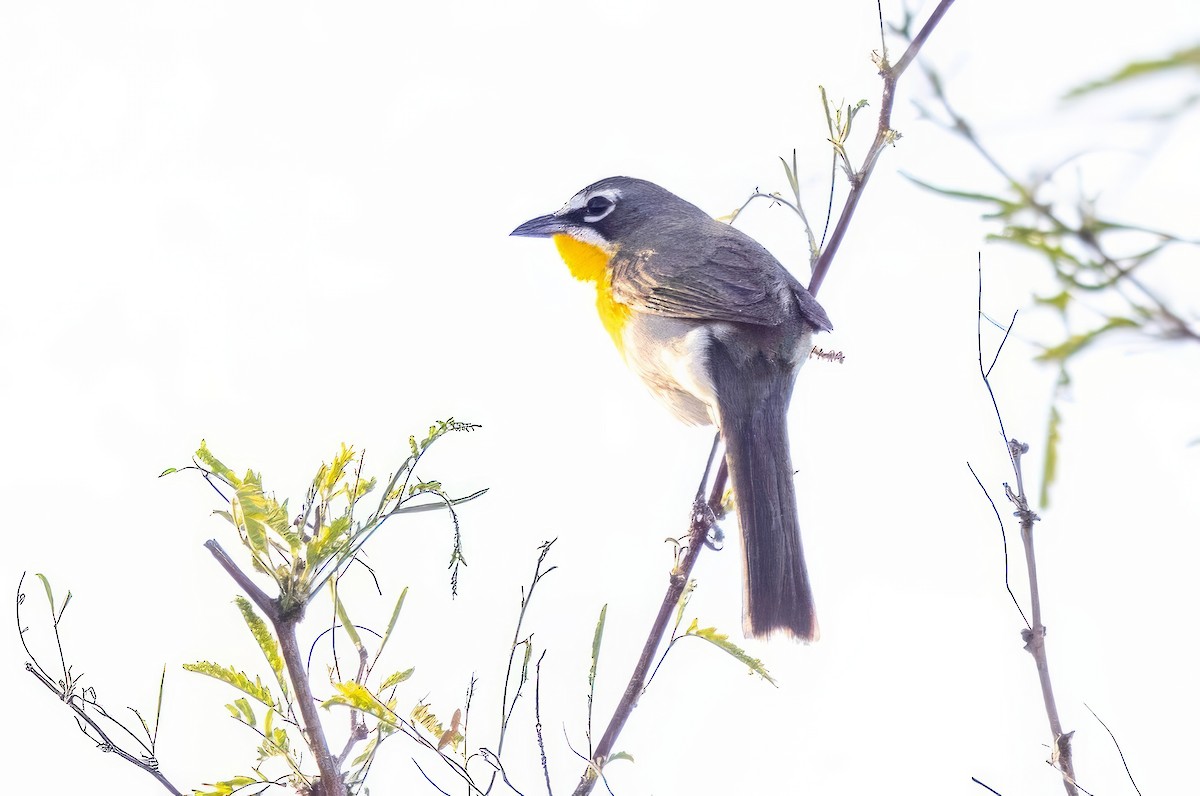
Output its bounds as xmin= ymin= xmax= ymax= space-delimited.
xmin=589 ymin=604 xmax=607 ymax=690
xmin=34 ymin=573 xmax=55 ymax=616
xmin=901 ymin=172 xmax=1020 ymax=211
xmin=229 ymin=480 xmax=291 ymax=556
xmin=229 ymin=697 xmax=255 ymax=726
xmin=184 ymin=661 xmax=278 ymax=710
xmin=1035 ymin=317 xmax=1140 ymax=363
xmin=195 ymin=440 xmax=238 ymax=485
xmin=1040 ymin=403 xmax=1063 ymax=510
xmin=234 ymin=597 xmax=289 ymax=703
xmin=153 ymin=664 xmax=166 ymax=740
xmin=255 ymin=709 xmax=293 ymax=762
xmin=194 ymin=775 xmax=259 ymax=796
xmin=779 ymin=154 xmax=799 ymax=203
xmin=306 ymin=513 xmax=353 ymax=570
xmin=158 ymin=467 xmax=177 ymax=477
xmin=685 ymin=620 xmax=777 ymax=686
xmin=320 ymin=443 xmax=357 ymax=497
xmin=605 ymin=751 xmax=635 ymax=766
xmin=350 ymin=735 xmax=380 ymax=768
xmin=1033 ymin=291 xmax=1071 ymax=315
xmin=380 ymin=668 xmax=415 ymax=690
xmin=332 ymin=584 xmax=364 ymax=653
xmin=324 ymin=681 xmax=398 ymax=727
xmin=1065 ymin=44 xmax=1200 ymax=98
xmin=373 ymin=587 xmax=408 ymax=665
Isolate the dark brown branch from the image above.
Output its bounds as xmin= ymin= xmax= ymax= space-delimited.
xmin=809 ymin=0 xmax=958 ymax=296
xmin=570 ymin=458 xmax=728 ymax=796
xmin=203 ymin=539 xmax=279 ymax=623
xmin=276 ymin=617 xmax=344 ymax=796
xmin=204 ymin=540 xmax=346 ymax=796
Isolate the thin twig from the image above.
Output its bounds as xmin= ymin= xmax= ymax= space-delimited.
xmin=535 ymin=651 xmax=554 ymax=796
xmin=809 ymin=0 xmax=958 ymax=296
xmin=1083 ymin=703 xmax=1142 ymax=796
xmin=23 ymin=663 xmax=186 ymax=795
xmin=971 ymin=777 xmax=1004 ymax=796
xmin=976 ymin=256 xmax=1015 ymax=447
xmin=412 ymin=758 xmax=453 ymax=796
xmin=966 ymin=463 xmax=1029 ymax=629
xmin=16 ymin=574 xmax=187 ymax=796
xmin=498 ymin=541 xmax=557 ymax=757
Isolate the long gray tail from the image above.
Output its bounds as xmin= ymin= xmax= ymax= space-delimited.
xmin=709 ymin=343 xmax=817 ymax=641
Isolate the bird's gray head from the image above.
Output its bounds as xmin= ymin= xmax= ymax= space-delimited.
xmin=510 ymin=176 xmax=708 ymax=250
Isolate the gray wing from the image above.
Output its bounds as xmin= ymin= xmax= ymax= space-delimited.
xmin=609 ymin=225 xmax=832 ymax=332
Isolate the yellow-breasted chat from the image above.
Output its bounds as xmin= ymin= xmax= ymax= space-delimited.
xmin=511 ymin=176 xmax=832 ymax=641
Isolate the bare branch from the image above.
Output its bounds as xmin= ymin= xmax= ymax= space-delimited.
xmin=810 ymin=0 xmax=958 ymax=296
xmin=570 ymin=455 xmax=728 ymax=796
xmin=974 ymin=264 xmax=1079 ymax=796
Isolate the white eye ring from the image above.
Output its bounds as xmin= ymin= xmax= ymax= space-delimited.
xmin=583 ymin=194 xmax=617 ymax=223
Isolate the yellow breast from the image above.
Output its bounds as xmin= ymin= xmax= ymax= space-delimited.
xmin=553 ymin=233 xmax=630 ymax=354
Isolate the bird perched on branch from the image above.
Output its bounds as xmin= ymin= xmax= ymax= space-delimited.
xmin=512 ymin=177 xmax=832 ymax=640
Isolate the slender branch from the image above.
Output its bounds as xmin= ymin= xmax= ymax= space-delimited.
xmin=1009 ymin=444 xmax=1076 ymax=795
xmin=535 ymin=651 xmax=554 ymax=796
xmin=570 ymin=456 xmax=728 ymax=796
xmin=204 ymin=540 xmax=346 ymax=796
xmin=975 ymin=266 xmax=1078 ymax=796
xmin=23 ymin=663 xmax=185 ymax=795
xmin=203 ymin=539 xmax=279 ymax=623
xmin=17 ymin=574 xmax=185 ymax=795
xmin=498 ymin=541 xmax=557 ymax=757
xmin=971 ymin=777 xmax=1004 ymax=796
xmin=809 ymin=0 xmax=958 ymax=296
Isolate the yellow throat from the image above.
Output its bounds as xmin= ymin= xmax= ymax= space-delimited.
xmin=553 ymin=233 xmax=630 ymax=353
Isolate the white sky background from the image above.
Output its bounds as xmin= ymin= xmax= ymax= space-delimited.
xmin=3 ymin=2 xmax=1198 ymax=794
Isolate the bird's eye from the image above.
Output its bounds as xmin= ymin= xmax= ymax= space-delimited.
xmin=585 ymin=196 xmax=614 ymax=215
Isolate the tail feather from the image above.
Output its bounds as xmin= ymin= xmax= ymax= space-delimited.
xmin=709 ymin=341 xmax=817 ymax=641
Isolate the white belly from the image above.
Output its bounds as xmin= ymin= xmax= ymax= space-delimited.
xmin=620 ymin=314 xmax=726 ymax=426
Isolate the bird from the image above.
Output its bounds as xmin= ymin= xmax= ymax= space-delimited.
xmin=511 ymin=176 xmax=832 ymax=640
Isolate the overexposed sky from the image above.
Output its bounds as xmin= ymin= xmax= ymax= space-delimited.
xmin=3 ymin=2 xmax=1198 ymax=794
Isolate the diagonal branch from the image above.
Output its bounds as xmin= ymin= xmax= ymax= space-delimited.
xmin=570 ymin=456 xmax=728 ymax=796
xmin=809 ymin=0 xmax=958 ymax=296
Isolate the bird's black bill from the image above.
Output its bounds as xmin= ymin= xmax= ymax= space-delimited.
xmin=510 ymin=213 xmax=566 ymax=238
